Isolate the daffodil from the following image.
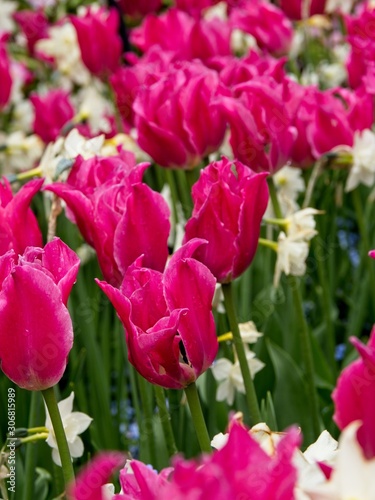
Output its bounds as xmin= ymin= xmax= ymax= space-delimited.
xmin=45 ymin=392 xmax=92 ymax=466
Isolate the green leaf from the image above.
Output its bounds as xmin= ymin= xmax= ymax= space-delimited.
xmin=267 ymin=340 xmax=316 ymax=446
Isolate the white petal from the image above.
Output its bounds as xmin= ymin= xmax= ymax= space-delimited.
xmin=52 ymin=448 xmax=62 ymax=467
xmin=64 ymin=412 xmax=93 ymax=440
xmin=216 ymin=379 xmax=235 ymax=405
xmin=211 ymin=358 xmax=233 ymax=381
xmin=211 ymin=432 xmax=229 ymax=450
xmin=68 ymin=437 xmax=84 ymax=458
xmin=58 ymin=392 xmax=75 ymax=419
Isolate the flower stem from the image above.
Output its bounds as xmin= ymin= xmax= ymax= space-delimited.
xmin=24 ymin=392 xmax=41 ymax=500
xmin=154 ymin=386 xmax=178 ymax=457
xmin=222 ymin=282 xmax=261 ymax=425
xmin=184 ymin=382 xmax=211 ymax=453
xmin=267 ymin=177 xmax=283 ymax=219
xmin=41 ymin=387 xmax=75 ymax=488
xmin=289 ymin=276 xmax=321 ymax=438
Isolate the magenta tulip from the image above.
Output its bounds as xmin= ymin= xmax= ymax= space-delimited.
xmin=118 ymin=422 xmax=299 ymax=499
xmin=183 ymin=158 xmax=269 ymax=283
xmin=0 ymin=238 xmax=79 ymax=391
xmin=71 ymin=7 xmax=122 ymax=79
xmin=30 ymin=89 xmax=75 ymax=143
xmin=96 ymin=239 xmax=218 ymax=389
xmin=69 ymin=452 xmax=125 ymax=500
xmin=0 ymin=43 xmax=12 ymax=110
xmin=46 ymin=151 xmax=170 ymax=286
xmin=332 ymin=326 xmax=375 ymax=459
xmin=0 ymin=178 xmax=43 ymax=255
xmin=133 ymin=61 xmax=227 ymax=169
xmin=229 ymin=0 xmax=293 ymax=56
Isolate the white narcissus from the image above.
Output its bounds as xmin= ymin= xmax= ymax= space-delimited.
xmin=45 ymin=392 xmax=92 ymax=466
xmin=346 ymin=129 xmax=375 ymax=192
xmin=211 ymin=350 xmax=265 ymax=405
xmin=274 ymin=232 xmax=309 ymax=287
xmin=285 ymin=208 xmax=322 ymax=241
xmin=303 ymin=421 xmax=375 ymax=499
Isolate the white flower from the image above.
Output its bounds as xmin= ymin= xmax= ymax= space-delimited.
xmin=303 ymin=421 xmax=375 ymax=499
xmin=0 ymin=1 xmax=16 ymax=35
xmin=294 ymin=431 xmax=339 ymax=498
xmin=317 ymin=62 xmax=347 ymax=88
xmin=267 ymin=166 xmax=306 ymax=217
xmin=0 ymin=132 xmax=44 ymax=172
xmin=204 ymin=1 xmax=227 ymax=21
xmin=303 ymin=430 xmax=338 ymax=465
xmin=63 ymin=129 xmax=105 ymax=160
xmin=239 ymin=321 xmax=263 ymax=344
xmin=231 ymin=29 xmax=258 ymax=55
xmin=346 ymin=129 xmax=375 ymax=192
xmin=35 ymin=22 xmax=91 ymax=88
xmin=211 ymin=432 xmax=229 ymax=450
xmin=74 ymin=85 xmax=113 ymax=135
xmin=211 ymin=351 xmax=265 ymax=405
xmin=45 ymin=392 xmax=92 ymax=467
xmin=325 ymin=0 xmax=356 ymax=14
xmin=286 ymin=208 xmax=322 ymax=241
xmin=39 ymin=130 xmax=105 ymax=184
xmin=274 ymin=232 xmax=309 ymax=286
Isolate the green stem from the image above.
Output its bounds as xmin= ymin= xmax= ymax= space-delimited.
xmin=352 ymin=189 xmax=375 ymax=311
xmin=313 ymin=238 xmax=335 ymax=372
xmin=41 ymin=387 xmax=75 ymax=488
xmin=137 ymin=375 xmax=157 ymax=467
xmin=183 ymin=383 xmax=211 ymax=453
xmin=154 ymin=386 xmax=178 ymax=457
xmin=267 ymin=177 xmax=283 ymax=219
xmin=23 ymin=393 xmax=41 ymax=500
xmin=289 ymin=276 xmax=321 ymax=438
xmin=174 ymin=169 xmax=193 ymax=218
xmin=222 ymin=282 xmax=261 ymax=425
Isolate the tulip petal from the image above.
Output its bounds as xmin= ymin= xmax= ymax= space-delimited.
xmin=0 ymin=265 xmax=73 ymax=390
xmin=114 ymin=183 xmax=170 ymax=275
xmin=42 ymin=238 xmax=80 ymax=305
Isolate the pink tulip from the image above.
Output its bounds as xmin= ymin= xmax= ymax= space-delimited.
xmin=118 ymin=422 xmax=299 ymax=499
xmin=221 ymin=78 xmax=296 ymax=172
xmin=332 ymin=326 xmax=375 ymax=459
xmin=0 ymin=238 xmax=79 ymax=391
xmin=46 ymin=151 xmax=170 ymax=286
xmin=0 ymin=43 xmax=12 ymax=109
xmin=96 ymin=239 xmax=218 ymax=389
xmin=133 ymin=61 xmax=227 ymax=169
xmin=69 ymin=452 xmax=125 ymax=500
xmin=0 ymin=178 xmax=43 ymax=255
xmin=183 ymin=158 xmax=269 ymax=283
xmin=71 ymin=7 xmax=122 ymax=79
xmin=174 ymin=0 xmax=221 ymax=18
xmin=130 ymin=8 xmax=231 ymax=62
xmin=229 ymin=0 xmax=293 ymax=56
xmin=110 ymin=47 xmax=176 ymax=129
xmin=30 ymin=89 xmax=75 ymax=143
xmin=13 ymin=9 xmax=49 ymax=54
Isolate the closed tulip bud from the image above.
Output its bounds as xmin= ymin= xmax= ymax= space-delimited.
xmin=183 ymin=157 xmax=269 ymax=283
xmin=0 ymin=238 xmax=80 ymax=391
xmin=71 ymin=7 xmax=122 ymax=79
xmin=96 ymin=239 xmax=218 ymax=389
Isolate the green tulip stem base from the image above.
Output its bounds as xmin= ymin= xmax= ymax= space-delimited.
xmin=41 ymin=387 xmax=75 ymax=489
xmin=154 ymin=385 xmax=178 ymax=457
xmin=222 ymin=282 xmax=261 ymax=425
xmin=184 ymin=382 xmax=212 ymax=453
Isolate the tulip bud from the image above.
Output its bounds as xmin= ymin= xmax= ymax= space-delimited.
xmin=183 ymin=157 xmax=269 ymax=283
